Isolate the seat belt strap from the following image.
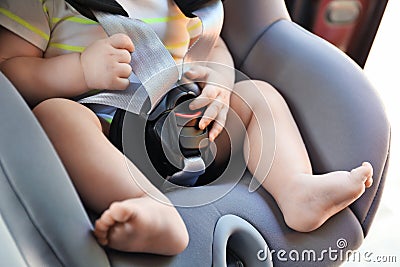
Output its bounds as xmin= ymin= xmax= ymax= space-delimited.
xmin=77 ymin=0 xmax=224 ymax=115
xmin=182 ymin=1 xmax=224 ymax=71
xmin=78 ymin=12 xmax=179 ymax=114
xmin=167 ymin=157 xmax=206 ymax=186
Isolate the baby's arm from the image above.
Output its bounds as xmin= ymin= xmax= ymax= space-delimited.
xmin=206 ymin=37 xmax=235 ymax=88
xmin=185 ymin=37 xmax=235 ymax=141
xmin=0 ymin=27 xmax=87 ymax=106
xmin=0 ymin=27 xmax=134 ymax=107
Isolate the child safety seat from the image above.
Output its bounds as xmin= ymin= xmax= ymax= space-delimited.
xmin=0 ymin=0 xmax=390 ymax=266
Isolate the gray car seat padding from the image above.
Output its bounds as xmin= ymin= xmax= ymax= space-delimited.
xmin=0 ymin=213 xmax=28 ymax=266
xmin=106 ymin=173 xmax=364 ymax=267
xmin=212 ymin=214 xmax=273 ymax=266
xmin=221 ymin=0 xmax=291 ymax=67
xmin=0 ymin=72 xmax=109 ymax=267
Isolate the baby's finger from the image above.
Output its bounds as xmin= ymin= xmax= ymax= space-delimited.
xmin=184 ymin=65 xmax=209 ymax=80
xmin=209 ymin=105 xmax=228 ymax=141
xmin=112 ymin=77 xmax=129 ymax=90
xmin=109 ymin=33 xmax=135 ymax=52
xmin=199 ymin=97 xmax=225 ymax=129
xmin=117 ymin=62 xmax=133 ymax=78
xmin=189 ymin=96 xmax=212 ymax=111
xmin=189 ymin=85 xmax=218 ymax=110
xmin=113 ymin=48 xmax=132 ymax=63
xmin=209 ymin=122 xmax=224 ymax=142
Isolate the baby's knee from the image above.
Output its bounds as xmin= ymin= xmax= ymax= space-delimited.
xmin=33 ymin=98 xmax=101 ymax=128
xmin=234 ymin=80 xmax=287 ymax=111
xmin=33 ymin=98 xmax=66 ymax=122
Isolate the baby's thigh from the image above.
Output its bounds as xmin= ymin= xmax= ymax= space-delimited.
xmin=33 ymin=98 xmax=102 ymax=131
xmin=231 ymin=80 xmax=283 ymax=113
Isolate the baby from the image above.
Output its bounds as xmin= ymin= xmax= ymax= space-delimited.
xmin=0 ymin=0 xmax=373 ymax=255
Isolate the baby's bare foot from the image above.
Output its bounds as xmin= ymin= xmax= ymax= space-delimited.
xmin=276 ymin=162 xmax=373 ymax=232
xmin=93 ymin=196 xmax=188 ymax=255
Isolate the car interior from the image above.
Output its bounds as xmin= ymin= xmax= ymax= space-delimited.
xmin=0 ymin=0 xmax=391 ymax=266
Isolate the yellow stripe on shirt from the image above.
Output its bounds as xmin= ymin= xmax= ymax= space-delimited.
xmin=51 ymin=16 xmax=98 ymax=25
xmin=0 ymin=7 xmax=49 ymax=40
xmin=165 ymin=40 xmax=190 ymax=51
xmin=42 ymin=3 xmax=48 ymax=14
xmin=141 ymin=14 xmax=186 ymax=24
xmin=49 ymin=42 xmax=86 ymax=52
xmin=187 ymin=20 xmax=202 ymax=32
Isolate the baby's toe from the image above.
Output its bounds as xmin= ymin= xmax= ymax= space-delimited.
xmin=350 ymin=162 xmax=373 ymax=183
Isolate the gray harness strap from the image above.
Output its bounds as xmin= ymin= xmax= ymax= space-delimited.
xmin=78 ymin=12 xmax=179 ymax=114
xmin=78 ymin=0 xmax=223 ymax=115
xmin=78 ymin=0 xmax=224 ymax=186
xmin=183 ymin=1 xmax=224 ymax=69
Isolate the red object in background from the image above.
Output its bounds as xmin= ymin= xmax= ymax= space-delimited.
xmin=312 ymin=0 xmax=369 ymax=52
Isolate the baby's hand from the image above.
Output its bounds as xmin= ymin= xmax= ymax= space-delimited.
xmin=80 ymin=33 xmax=134 ymax=90
xmin=185 ymin=65 xmax=232 ymax=142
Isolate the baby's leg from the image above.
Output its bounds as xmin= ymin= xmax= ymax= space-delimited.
xmin=33 ymin=98 xmax=188 ymax=255
xmin=223 ymin=80 xmax=373 ymax=232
